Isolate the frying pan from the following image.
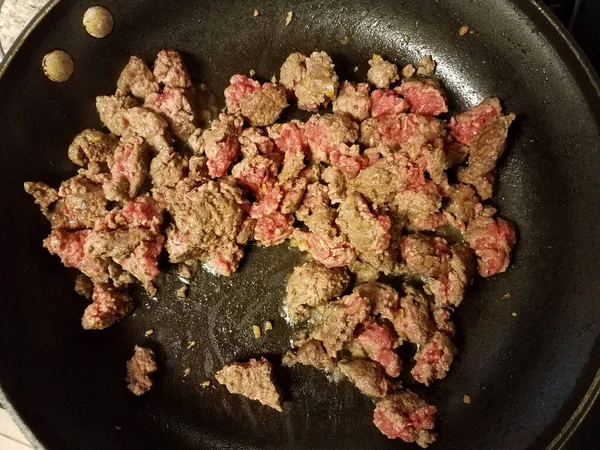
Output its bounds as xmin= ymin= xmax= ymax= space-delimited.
xmin=0 ymin=0 xmax=599 ymax=448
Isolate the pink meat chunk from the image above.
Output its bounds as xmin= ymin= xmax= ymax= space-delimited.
xmin=153 ymin=49 xmax=192 ymax=89
xmin=332 ymin=81 xmax=371 ymax=122
xmin=144 ymin=86 xmax=197 ymax=141
xmin=373 ymin=391 xmax=437 ymax=448
xmin=433 ymin=308 xmax=455 ymax=337
xmin=396 ymin=79 xmax=448 ymax=116
xmin=225 ymin=75 xmax=288 ymax=127
xmin=254 ymin=212 xmax=294 ymax=247
xmin=356 ymin=321 xmax=402 ymax=378
xmin=425 ymin=243 xmax=475 ymax=308
xmin=304 ymin=113 xmax=359 ymax=163
xmin=250 ymin=183 xmax=283 ymax=219
xmin=465 ymin=210 xmax=516 ymax=277
xmin=448 ymin=97 xmax=503 ymax=145
xmin=81 ymin=283 xmax=134 ymax=330
xmin=370 ymin=89 xmax=409 ymax=119
xmin=411 ymin=331 xmax=457 ymax=386
xmin=393 ymin=286 xmax=434 ymax=345
xmin=329 ymin=145 xmax=370 ymax=179
xmin=232 ymin=155 xmax=279 ymax=194
xmin=295 ymin=229 xmax=357 ymax=268
xmin=201 ymin=114 xmax=243 ymax=178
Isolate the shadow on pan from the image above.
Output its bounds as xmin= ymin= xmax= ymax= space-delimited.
xmin=0 ymin=0 xmax=599 ymax=449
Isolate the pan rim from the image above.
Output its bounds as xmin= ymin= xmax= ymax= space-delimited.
xmin=0 ymin=0 xmax=598 ymax=449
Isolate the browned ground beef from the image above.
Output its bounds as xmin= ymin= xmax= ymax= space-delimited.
xmin=215 ymin=357 xmax=282 ymax=411
xmin=26 ymin=49 xmax=518 ymax=445
xmin=126 ymin=345 xmax=157 ymax=396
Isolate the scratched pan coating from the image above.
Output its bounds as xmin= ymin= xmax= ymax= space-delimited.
xmin=0 ymin=0 xmax=599 ymax=449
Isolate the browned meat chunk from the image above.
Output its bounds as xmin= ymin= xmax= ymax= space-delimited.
xmin=282 ymin=340 xmax=335 ymax=371
xmin=397 ymin=79 xmax=448 ymax=116
xmin=456 ymin=113 xmax=515 ymax=199
xmin=116 ymin=56 xmax=159 ymax=100
xmin=443 ymin=183 xmax=481 ymax=227
xmin=464 ymin=207 xmax=516 ymax=277
xmin=103 ymin=135 xmax=149 ymax=201
xmin=355 ymin=321 xmax=402 ymax=377
xmin=280 ymin=51 xmax=339 ymax=111
xmin=24 ymin=181 xmax=59 ymax=213
xmin=321 ymin=166 xmax=345 ymax=204
xmin=393 ymin=285 xmax=434 ymax=345
xmin=373 ymin=391 xmax=437 ymax=447
xmin=295 ymin=182 xmax=335 ymax=233
xmin=200 ymin=113 xmax=243 ymax=178
xmin=96 ymin=95 xmax=137 ymax=136
xmin=240 ymin=126 xmax=277 ymax=158
xmin=81 ymin=283 xmax=134 ymax=330
xmin=349 ymin=158 xmax=401 ymax=205
xmin=121 ymin=107 xmax=172 ymax=154
xmin=74 ymin=274 xmax=93 ymax=298
xmin=336 ymin=193 xmax=391 ymax=257
xmin=232 ymin=155 xmax=278 ymax=195
xmin=160 ymin=179 xmax=248 ymax=276
xmin=280 ymin=177 xmax=308 ymax=214
xmin=68 ymin=129 xmax=118 ymax=168
xmin=304 ymin=113 xmax=359 ymax=164
xmin=285 ymin=261 xmax=350 ymax=322
xmin=126 ymin=346 xmax=157 ymax=396
xmin=433 ymin=308 xmax=455 ymax=337
xmin=311 ymin=292 xmax=370 ymax=357
xmin=400 ymin=234 xmax=451 ymax=278
xmin=448 ymin=97 xmax=503 ymax=146
xmin=425 ymin=243 xmax=475 ymax=308
xmin=145 ymin=86 xmax=197 ymax=141
xmin=224 ymin=75 xmax=288 ymax=127
xmin=354 ymin=282 xmax=400 ymax=320
xmin=411 ymin=331 xmax=457 ymax=386
xmin=367 ymin=55 xmax=399 ymax=89
xmin=215 ymin=357 xmax=282 ymax=412
xmin=417 ymin=55 xmax=436 ymax=76
xmin=149 ymin=151 xmax=186 ymax=188
xmin=332 ymin=81 xmax=371 ymax=122
xmin=338 ymin=359 xmax=391 ymax=397
xmin=153 ymin=50 xmax=192 ymax=89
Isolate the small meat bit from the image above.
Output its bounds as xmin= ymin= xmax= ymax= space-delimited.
xmin=126 ymin=346 xmax=157 ymax=396
xmin=339 ymin=359 xmax=391 ymax=398
xmin=411 ymin=331 xmax=457 ymax=386
xmin=215 ymin=357 xmax=283 ymax=411
xmin=332 ymin=81 xmax=371 ymax=122
xmin=103 ymin=135 xmax=150 ymax=202
xmin=68 ymin=129 xmax=118 ymax=168
xmin=393 ymin=285 xmax=435 ymax=345
xmin=279 ymin=51 xmax=339 ymax=111
xmin=448 ymin=98 xmax=503 ymax=146
xmin=373 ymin=390 xmax=437 ymax=448
xmin=153 ymin=49 xmax=192 ymax=89
xmin=116 ymin=56 xmax=159 ymax=99
xmin=396 ymin=79 xmax=448 ymax=116
xmin=282 ymin=339 xmax=335 ymax=371
xmin=367 ymin=54 xmax=399 ymax=89
xmin=355 ymin=321 xmax=402 ymax=378
xmin=74 ymin=274 xmax=94 ymax=299
xmin=285 ymin=261 xmax=350 ymax=323
xmin=200 ymin=113 xmax=243 ymax=178
xmin=417 ymin=55 xmax=436 ymax=76
xmin=145 ymin=86 xmax=197 ymax=141
xmin=82 ymin=284 xmax=133 ymax=330
xmin=402 ymin=63 xmax=416 ymax=79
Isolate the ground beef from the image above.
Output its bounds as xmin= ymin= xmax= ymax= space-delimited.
xmin=397 ymin=79 xmax=448 ymax=116
xmin=417 ymin=55 xmax=436 ymax=77
xmin=68 ymin=129 xmax=118 ymax=168
xmin=285 ymin=261 xmax=350 ymax=322
xmin=448 ymin=97 xmax=503 ymax=146
xmin=295 ymin=182 xmax=335 ymax=232
xmin=103 ymin=135 xmax=149 ymax=201
xmin=311 ymin=292 xmax=370 ymax=357
xmin=215 ymin=357 xmax=282 ymax=412
xmin=280 ymin=176 xmax=308 ymax=214
xmin=400 ymin=234 xmax=451 ymax=278
xmin=126 ymin=346 xmax=157 ymax=396
xmin=304 ymin=113 xmax=359 ymax=164
xmin=239 ymin=126 xmax=277 ymax=158
xmin=225 ymin=75 xmax=288 ymax=127
xmin=282 ymin=340 xmax=335 ymax=371
xmin=443 ymin=183 xmax=481 ymax=227
xmin=393 ymin=285 xmax=434 ymax=345
xmin=81 ymin=283 xmax=134 ymax=330
xmin=153 ymin=49 xmax=192 ymax=89
xmin=336 ymin=193 xmax=391 ymax=256
xmin=411 ymin=331 xmax=457 ymax=386
xmin=373 ymin=391 xmax=437 ymax=447
xmin=402 ymin=63 xmax=416 ymax=79
xmin=122 ymin=107 xmax=173 ymax=154
xmin=145 ymin=86 xmax=197 ymax=141
xmin=355 ymin=321 xmax=402 ymax=377
xmin=74 ymin=274 xmax=93 ymax=299
xmin=24 ymin=181 xmax=59 ymax=214
xmin=367 ymin=55 xmax=399 ymax=89
xmin=464 ymin=208 xmax=516 ymax=277
xmin=278 ymin=145 xmax=306 ymax=183
xmin=253 ymin=212 xmax=294 ymax=246
xmin=95 ymin=95 xmax=137 ymax=136
xmin=162 ymin=179 xmax=247 ymax=276
xmin=370 ymin=89 xmax=409 ymax=119
xmin=456 ymin=113 xmax=516 ymax=199
xmin=433 ymin=308 xmax=455 ymax=337
xmin=338 ymin=359 xmax=391 ymax=398
xmin=332 ymin=81 xmax=371 ymax=122
xmin=279 ymin=51 xmax=339 ymax=111
xmin=354 ymin=282 xmax=400 ymax=321
xmin=425 ymin=243 xmax=475 ymax=308
xmin=200 ymin=114 xmax=243 ymax=178
xmin=348 ymin=158 xmax=402 ymax=204
xmin=295 ymin=229 xmax=357 ymax=268
xmin=329 ymin=144 xmax=370 ymax=179
xmin=116 ymin=56 xmax=160 ymax=100
xmin=232 ymin=155 xmax=279 ymax=194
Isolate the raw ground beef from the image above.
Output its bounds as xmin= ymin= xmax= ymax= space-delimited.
xmin=126 ymin=345 xmax=157 ymax=396
xmin=373 ymin=391 xmax=437 ymax=448
xmin=27 ymin=49 xmax=518 ymax=445
xmin=215 ymin=357 xmax=282 ymax=412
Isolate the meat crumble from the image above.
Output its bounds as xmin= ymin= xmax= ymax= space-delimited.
xmin=26 ymin=49 xmax=517 ymax=446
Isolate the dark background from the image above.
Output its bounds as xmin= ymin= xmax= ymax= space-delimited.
xmin=542 ymin=1 xmax=600 ymax=448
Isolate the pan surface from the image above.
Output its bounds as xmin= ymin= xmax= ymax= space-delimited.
xmin=0 ymin=0 xmax=599 ymax=449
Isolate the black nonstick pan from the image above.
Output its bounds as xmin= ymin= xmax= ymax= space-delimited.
xmin=0 ymin=0 xmax=599 ymax=449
